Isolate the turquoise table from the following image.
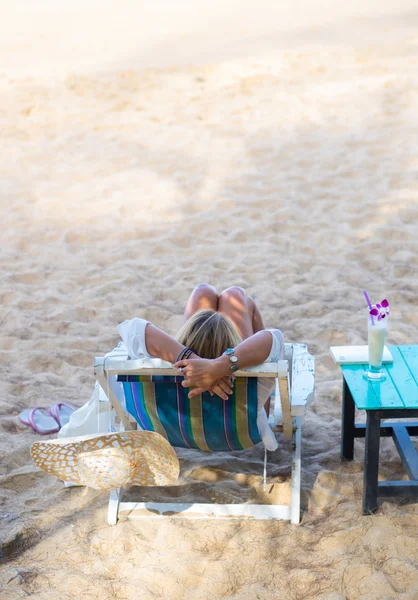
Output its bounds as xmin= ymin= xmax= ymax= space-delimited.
xmin=340 ymin=345 xmax=418 ymax=514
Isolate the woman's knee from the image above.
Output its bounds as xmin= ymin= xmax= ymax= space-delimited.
xmin=186 ymin=284 xmax=218 ymax=313
xmin=218 ymin=286 xmax=254 ymax=338
xmin=191 ymin=283 xmax=218 ymax=301
xmin=218 ymin=286 xmax=248 ymax=308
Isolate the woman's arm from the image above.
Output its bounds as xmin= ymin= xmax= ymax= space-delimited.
xmin=174 ymin=330 xmax=274 ymax=398
xmin=144 ymin=323 xmax=186 ymax=362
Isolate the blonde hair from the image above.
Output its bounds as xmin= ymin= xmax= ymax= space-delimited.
xmin=176 ymin=309 xmax=241 ymax=359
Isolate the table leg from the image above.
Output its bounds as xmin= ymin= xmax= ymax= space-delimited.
xmin=341 ymin=378 xmax=355 ymax=460
xmin=363 ymin=411 xmax=381 ymax=515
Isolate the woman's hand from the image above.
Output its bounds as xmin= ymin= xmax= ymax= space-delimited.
xmin=186 ymin=352 xmax=232 ymax=398
xmin=208 ymin=376 xmax=236 ymax=400
xmin=174 ymin=356 xmax=232 ymax=399
xmin=184 ymin=353 xmax=233 ymax=400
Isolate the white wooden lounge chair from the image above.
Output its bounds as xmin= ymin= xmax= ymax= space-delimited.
xmin=94 ymin=343 xmax=314 ymax=526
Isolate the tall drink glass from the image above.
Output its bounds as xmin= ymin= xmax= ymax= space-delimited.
xmin=365 ymin=312 xmax=388 ymax=381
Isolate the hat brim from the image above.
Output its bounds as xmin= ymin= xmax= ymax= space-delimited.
xmin=31 ymin=431 xmax=179 ymax=488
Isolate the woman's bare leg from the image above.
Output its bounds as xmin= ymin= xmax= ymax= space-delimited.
xmin=218 ymin=287 xmax=270 ymax=414
xmin=250 ymin=297 xmax=265 ymax=334
xmin=184 ymin=284 xmax=218 ymax=321
xmin=218 ymin=287 xmax=265 ymax=340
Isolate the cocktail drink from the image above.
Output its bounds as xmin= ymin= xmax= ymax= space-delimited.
xmin=363 ymin=294 xmax=390 ymax=382
xmin=367 ymin=314 xmax=388 ymax=380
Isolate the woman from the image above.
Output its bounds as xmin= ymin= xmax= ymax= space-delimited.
xmin=117 ymin=284 xmax=284 ymax=451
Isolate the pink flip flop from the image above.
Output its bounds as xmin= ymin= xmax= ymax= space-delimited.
xmin=48 ymin=403 xmax=75 ymax=429
xmin=19 ymin=407 xmax=60 ymax=435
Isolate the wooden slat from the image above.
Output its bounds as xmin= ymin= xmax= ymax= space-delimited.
xmin=392 ymin=424 xmax=418 ymax=480
xmin=101 ymin=358 xmax=289 ymax=379
xmin=378 ymin=481 xmax=418 ymax=497
xmin=290 ymin=416 xmax=302 ymax=524
xmin=342 ymin=362 xmax=406 ymax=410
xmin=385 ymin=346 xmax=418 ymax=408
xmin=340 ymin=365 xmax=380 ymax=410
xmin=279 ymin=373 xmax=292 ymax=441
xmin=284 ymin=343 xmax=298 ymax=362
xmin=354 ymin=422 xmax=418 ymax=437
xmin=118 ymin=501 xmax=291 ymax=520
xmin=95 ymin=371 xmax=135 ymax=430
xmin=235 ymin=361 xmax=289 ymax=378
xmin=373 ymin=365 xmax=406 ymax=409
xmin=397 ymin=346 xmax=418 ymax=408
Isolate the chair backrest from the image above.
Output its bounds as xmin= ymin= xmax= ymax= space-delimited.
xmin=118 ymin=375 xmax=263 ymax=451
xmin=95 ymin=356 xmax=292 ymax=450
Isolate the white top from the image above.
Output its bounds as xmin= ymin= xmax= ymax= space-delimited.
xmin=117 ymin=318 xmax=284 ymax=450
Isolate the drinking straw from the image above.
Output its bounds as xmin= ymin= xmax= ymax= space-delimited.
xmin=363 ymin=290 xmax=374 ymax=325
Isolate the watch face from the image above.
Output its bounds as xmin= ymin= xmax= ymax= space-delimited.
xmin=230 ymin=355 xmax=238 ymax=363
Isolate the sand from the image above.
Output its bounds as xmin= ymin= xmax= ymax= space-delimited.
xmin=1 ymin=1 xmax=418 ymax=598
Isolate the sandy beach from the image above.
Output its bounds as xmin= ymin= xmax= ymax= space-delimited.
xmin=1 ymin=1 xmax=418 ymax=598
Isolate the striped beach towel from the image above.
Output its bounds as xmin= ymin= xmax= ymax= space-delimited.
xmin=117 ymin=375 xmax=261 ymax=451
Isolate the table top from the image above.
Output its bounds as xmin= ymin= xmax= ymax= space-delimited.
xmin=340 ymin=345 xmax=418 ymax=410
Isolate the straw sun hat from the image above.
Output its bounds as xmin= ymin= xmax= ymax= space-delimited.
xmin=31 ymin=431 xmax=179 ymax=490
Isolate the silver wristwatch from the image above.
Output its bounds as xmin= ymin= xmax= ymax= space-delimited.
xmin=224 ymin=348 xmax=239 ymax=372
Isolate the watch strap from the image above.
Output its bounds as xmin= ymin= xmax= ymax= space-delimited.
xmin=224 ymin=348 xmax=239 ymax=372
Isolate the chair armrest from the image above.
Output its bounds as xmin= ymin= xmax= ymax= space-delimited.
xmin=290 ymin=344 xmax=315 ymax=416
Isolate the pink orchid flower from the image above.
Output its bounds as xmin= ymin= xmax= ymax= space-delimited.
xmin=369 ymin=299 xmax=390 ymax=320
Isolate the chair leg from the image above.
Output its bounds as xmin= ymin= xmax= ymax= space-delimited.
xmin=290 ymin=416 xmax=302 ymax=525
xmin=108 ymin=488 xmax=122 ymax=526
